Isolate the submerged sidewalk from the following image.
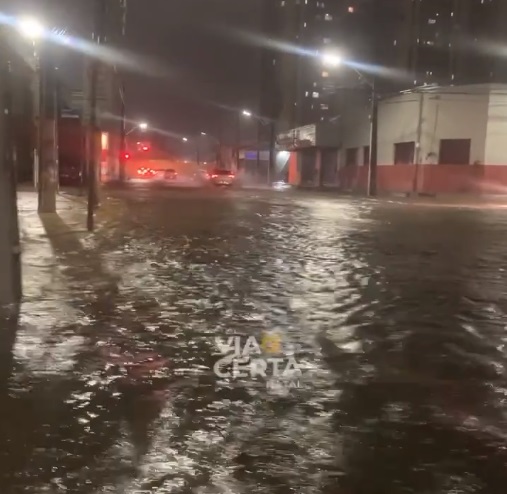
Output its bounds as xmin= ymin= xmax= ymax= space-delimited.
xmin=16 ymin=190 xmax=125 ymax=377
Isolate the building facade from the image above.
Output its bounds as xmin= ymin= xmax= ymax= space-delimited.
xmin=286 ymin=84 xmax=507 ymax=194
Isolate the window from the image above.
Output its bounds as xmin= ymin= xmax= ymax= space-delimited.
xmin=345 ymin=148 xmax=358 ymax=166
xmin=312 ymin=92 xmax=320 ymax=98
xmin=394 ymin=142 xmax=415 ymax=165
xmin=324 ymin=13 xmax=333 ymax=20
xmin=363 ymin=145 xmax=370 ymax=166
xmin=439 ymin=139 xmax=471 ymax=165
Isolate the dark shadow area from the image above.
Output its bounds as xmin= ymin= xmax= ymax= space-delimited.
xmin=0 ymin=305 xmax=19 ymax=391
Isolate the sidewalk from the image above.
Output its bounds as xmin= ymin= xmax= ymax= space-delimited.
xmin=17 ymin=189 xmax=126 ymax=304
xmin=294 ymin=185 xmax=507 ymax=208
xmin=16 ymin=189 xmax=127 ymax=376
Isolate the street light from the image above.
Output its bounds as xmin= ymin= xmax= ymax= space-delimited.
xmin=242 ymin=109 xmax=252 ymax=118
xmin=126 ymin=121 xmax=148 ymax=136
xmin=321 ymin=52 xmax=343 ymax=68
xmin=182 ymin=137 xmax=188 ymax=142
xmin=321 ymin=51 xmax=378 ymax=196
xmin=17 ymin=17 xmax=45 ymax=40
xmin=200 ymin=132 xmax=207 ymax=136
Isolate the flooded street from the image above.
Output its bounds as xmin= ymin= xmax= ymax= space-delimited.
xmin=4 ymin=187 xmax=507 ymax=493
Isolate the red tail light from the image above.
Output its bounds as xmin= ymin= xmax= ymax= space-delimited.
xmin=137 ymin=167 xmax=155 ymax=176
xmin=211 ymin=174 xmax=218 ymax=178
xmin=229 ymin=173 xmax=235 ymax=178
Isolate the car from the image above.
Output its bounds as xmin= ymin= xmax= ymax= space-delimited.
xmin=163 ymin=168 xmax=178 ymax=181
xmin=209 ymin=169 xmax=236 ymax=186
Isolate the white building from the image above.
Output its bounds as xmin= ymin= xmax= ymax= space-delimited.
xmin=284 ymin=84 xmax=507 ymax=194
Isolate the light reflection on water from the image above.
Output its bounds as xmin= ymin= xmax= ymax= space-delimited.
xmin=2 ymin=189 xmax=507 ymax=493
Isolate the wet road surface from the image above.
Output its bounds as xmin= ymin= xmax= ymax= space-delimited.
xmin=4 ymin=187 xmax=507 ymax=493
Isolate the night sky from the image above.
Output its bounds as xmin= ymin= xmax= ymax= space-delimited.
xmin=7 ymin=0 xmax=263 ymax=142
xmin=124 ymin=0 xmax=262 ymax=138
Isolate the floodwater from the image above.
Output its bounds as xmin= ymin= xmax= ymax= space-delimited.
xmin=4 ymin=187 xmax=507 ymax=493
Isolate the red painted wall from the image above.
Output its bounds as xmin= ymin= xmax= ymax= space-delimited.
xmin=335 ymin=164 xmax=507 ymax=195
xmin=287 ymin=152 xmax=300 ymax=185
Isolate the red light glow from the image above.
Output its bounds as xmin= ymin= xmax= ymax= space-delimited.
xmin=137 ymin=167 xmax=155 ymax=176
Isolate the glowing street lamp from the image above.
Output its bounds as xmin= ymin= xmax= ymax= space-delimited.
xmin=182 ymin=137 xmax=188 ymax=142
xmin=200 ymin=131 xmax=207 ymax=136
xmin=17 ymin=17 xmax=45 ymax=40
xmin=126 ymin=121 xmax=148 ymax=136
xmin=321 ymin=52 xmax=343 ymax=68
xmin=242 ymin=109 xmax=252 ymax=117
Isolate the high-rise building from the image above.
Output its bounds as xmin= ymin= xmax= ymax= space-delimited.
xmin=404 ymin=0 xmax=507 ymax=86
xmin=265 ymin=0 xmax=507 ymax=130
xmin=268 ymin=0 xmax=369 ymax=129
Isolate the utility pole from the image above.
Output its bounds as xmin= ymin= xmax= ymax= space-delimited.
xmin=367 ymin=81 xmax=378 ymax=197
xmin=37 ymin=44 xmax=57 ymax=213
xmin=118 ymin=0 xmax=128 ymax=183
xmin=87 ymin=0 xmax=105 ymax=231
xmin=217 ymin=115 xmax=223 ymax=167
xmin=255 ymin=120 xmax=261 ymax=184
xmin=235 ymin=112 xmax=241 ymax=172
xmin=268 ymin=120 xmax=276 ymax=185
xmin=0 ymin=29 xmax=22 ymax=305
xmin=118 ymin=82 xmax=126 ymax=182
xmin=412 ymin=91 xmax=425 ymax=195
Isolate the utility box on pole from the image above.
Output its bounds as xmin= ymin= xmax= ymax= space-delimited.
xmin=0 ymin=29 xmax=22 ymax=306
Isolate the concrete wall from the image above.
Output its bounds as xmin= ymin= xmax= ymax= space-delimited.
xmin=485 ymin=90 xmax=507 ymax=165
xmin=338 ymin=88 xmax=491 ymax=167
xmin=421 ymin=92 xmax=488 ymax=165
xmin=338 ymin=91 xmax=371 ymax=167
xmin=378 ymin=93 xmax=420 ymax=165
